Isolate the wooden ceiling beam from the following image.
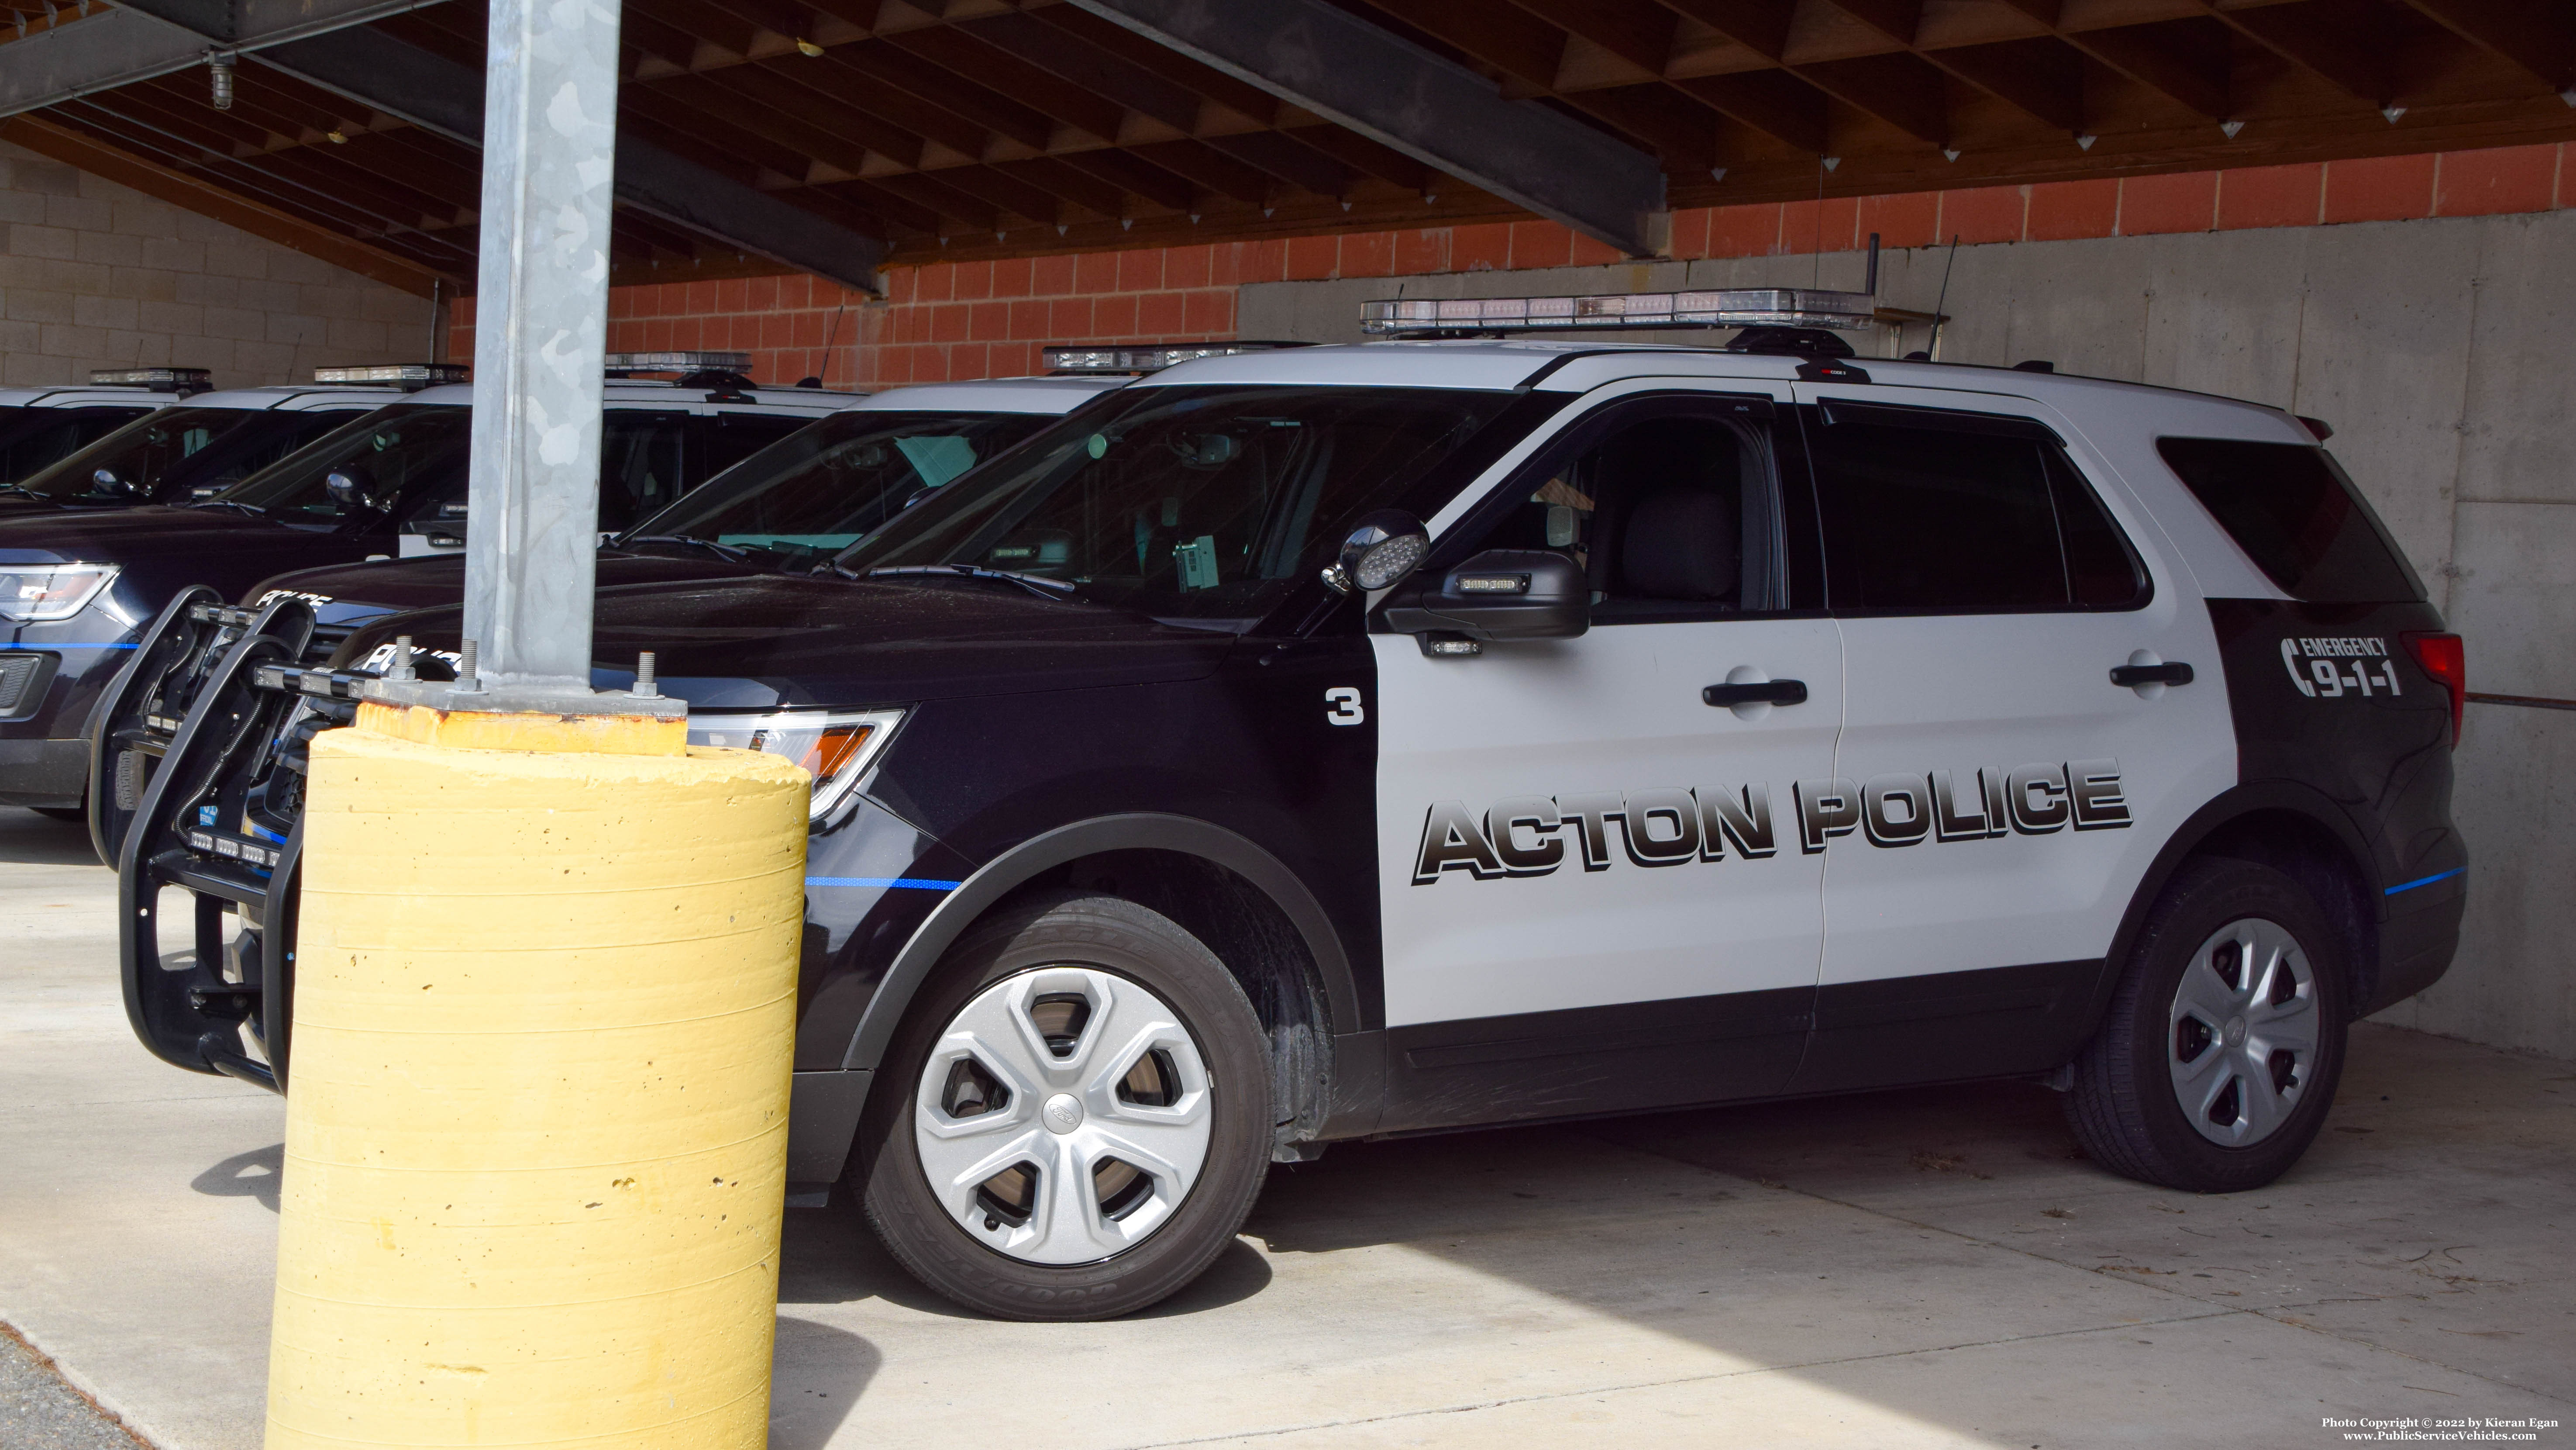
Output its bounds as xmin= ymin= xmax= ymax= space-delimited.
xmin=1119 ymin=138 xmax=1274 ymax=205
xmin=985 ymin=154 xmax=1133 ymax=217
xmin=1671 ymin=68 xmax=1829 ymax=153
xmin=2058 ymin=17 xmax=2232 ymax=120
xmin=1029 ymin=3 xmax=1285 ymax=122
xmin=1793 ymin=52 xmax=1951 ymax=145
xmin=831 ymin=38 xmax=1055 ymax=152
xmin=716 ymin=59 xmax=932 ymax=167
xmin=647 ymin=72 xmax=876 ymax=176
xmin=1653 ymin=0 xmax=1794 ymax=63
xmin=1048 ymin=144 xmax=1200 ymax=211
xmin=2395 ymin=0 xmax=2573 ymax=91
xmin=2207 ymin=1 xmax=2390 ymax=107
xmin=1506 ymin=0 xmax=1681 ymax=77
xmin=806 ymin=48 xmax=997 ymax=155
xmin=1554 ymin=83 xmax=1721 ymax=168
xmin=876 ymin=26 xmax=1128 ymax=141
xmin=1358 ymin=0 xmax=1564 ymax=89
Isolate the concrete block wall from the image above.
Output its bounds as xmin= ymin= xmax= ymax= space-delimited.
xmin=0 ymin=140 xmax=433 ymax=391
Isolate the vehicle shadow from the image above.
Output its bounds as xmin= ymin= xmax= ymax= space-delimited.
xmin=193 ymin=1142 xmax=284 ymax=1212
xmin=775 ymin=1191 xmax=1271 ymax=1321
xmin=0 ymin=808 xmax=101 ymax=868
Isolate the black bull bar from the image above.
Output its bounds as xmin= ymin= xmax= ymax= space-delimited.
xmin=93 ymin=593 xmax=368 ymax=1092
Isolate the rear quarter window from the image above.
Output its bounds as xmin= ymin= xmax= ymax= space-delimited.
xmin=2157 ymin=437 xmax=2425 ymax=602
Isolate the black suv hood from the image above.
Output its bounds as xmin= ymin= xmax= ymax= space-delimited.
xmin=249 ymin=550 xmax=755 ymax=622
xmin=337 ymin=573 xmax=1239 ymax=708
xmin=0 ymin=505 xmax=369 ymax=597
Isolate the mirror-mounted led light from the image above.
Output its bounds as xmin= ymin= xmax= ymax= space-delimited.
xmin=1042 ymin=341 xmax=1304 ymax=374
xmin=89 ymin=367 xmax=211 ymax=393
xmin=0 ymin=564 xmax=117 ymax=622
xmin=688 ymin=708 xmax=904 ymax=821
xmin=313 ymin=363 xmax=471 ymax=386
xmin=1359 ymin=288 xmax=1880 ymax=337
xmin=606 ymin=351 xmax=754 ymax=373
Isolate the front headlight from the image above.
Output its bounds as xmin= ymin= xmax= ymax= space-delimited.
xmin=689 ymin=708 xmax=904 ymax=821
xmin=0 ymin=564 xmax=118 ymax=622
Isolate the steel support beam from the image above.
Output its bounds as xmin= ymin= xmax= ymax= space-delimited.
xmin=460 ymin=0 xmax=619 ymax=688
xmin=81 ymin=0 xmax=886 ymax=290
xmin=1061 ymin=0 xmax=1667 ymax=255
xmin=0 ymin=0 xmax=443 ymax=118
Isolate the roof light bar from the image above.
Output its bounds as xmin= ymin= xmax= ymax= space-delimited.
xmin=1359 ymin=288 xmax=1880 ymax=337
xmin=605 ymin=351 xmax=753 ymax=373
xmin=89 ymin=367 xmax=211 ymax=391
xmin=313 ymin=363 xmax=471 ymax=385
xmin=1042 ymin=341 xmax=1302 ymax=374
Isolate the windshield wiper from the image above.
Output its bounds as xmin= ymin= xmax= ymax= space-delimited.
xmin=189 ymin=498 xmax=265 ymax=516
xmin=0 ymin=483 xmax=47 ymax=501
xmin=845 ymin=563 xmax=1077 ymax=601
xmin=622 ymin=533 xmax=748 ymax=562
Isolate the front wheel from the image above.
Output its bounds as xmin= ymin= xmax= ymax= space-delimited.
xmin=2063 ymin=857 xmax=2349 ymax=1193
xmin=852 ymin=892 xmax=1273 ymax=1320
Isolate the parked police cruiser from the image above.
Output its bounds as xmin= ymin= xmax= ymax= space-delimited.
xmin=0 ymin=368 xmax=211 ymax=486
xmin=231 ymin=369 xmax=1134 ymax=657
xmin=2 ymin=356 xmax=845 ymax=817
xmin=112 ymin=291 xmax=2464 ymax=1322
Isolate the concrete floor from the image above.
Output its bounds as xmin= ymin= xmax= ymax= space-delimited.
xmin=3 ymin=806 xmax=2570 ymax=1449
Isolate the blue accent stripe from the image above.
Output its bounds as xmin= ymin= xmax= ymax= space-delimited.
xmin=0 ymin=642 xmax=135 ymax=650
xmin=2384 ymin=867 xmax=2465 ymax=897
xmin=806 ymin=876 xmax=962 ymax=891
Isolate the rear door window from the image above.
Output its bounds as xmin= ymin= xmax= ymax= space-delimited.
xmin=1801 ymin=400 xmax=2146 ymax=613
xmin=2156 ymin=437 xmax=2426 ymax=602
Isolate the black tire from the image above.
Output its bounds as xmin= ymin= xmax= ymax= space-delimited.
xmin=2064 ymin=857 xmax=2349 ymax=1193
xmin=852 ymin=891 xmax=1272 ymax=1321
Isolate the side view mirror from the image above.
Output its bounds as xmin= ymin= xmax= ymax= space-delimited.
xmin=325 ymin=469 xmax=385 ymax=514
xmin=91 ymin=467 xmax=136 ymax=498
xmin=1379 ymin=549 xmax=1589 ymax=656
xmin=1320 ymin=510 xmax=1429 ymax=595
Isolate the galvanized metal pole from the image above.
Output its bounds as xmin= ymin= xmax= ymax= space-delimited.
xmin=461 ymin=0 xmax=623 ymax=690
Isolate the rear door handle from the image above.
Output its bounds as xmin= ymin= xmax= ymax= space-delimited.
xmin=2109 ymin=662 xmax=2194 ymax=687
xmin=1703 ymin=679 xmax=1808 ymax=708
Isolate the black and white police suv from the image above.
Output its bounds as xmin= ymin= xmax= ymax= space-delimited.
xmin=113 ymin=292 xmax=2465 ymax=1321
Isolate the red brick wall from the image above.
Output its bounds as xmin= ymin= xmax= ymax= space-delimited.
xmin=447 ymin=273 xmax=874 ymax=390
xmin=449 ymin=143 xmax=2569 ymax=391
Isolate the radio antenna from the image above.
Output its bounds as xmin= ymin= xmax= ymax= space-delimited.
xmin=1928 ymin=233 xmax=1960 ymax=359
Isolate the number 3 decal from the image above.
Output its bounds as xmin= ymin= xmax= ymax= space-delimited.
xmin=1325 ymin=686 xmax=1365 ymax=725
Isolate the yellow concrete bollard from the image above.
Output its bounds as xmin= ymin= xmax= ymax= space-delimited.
xmin=265 ymin=704 xmax=809 ymax=1449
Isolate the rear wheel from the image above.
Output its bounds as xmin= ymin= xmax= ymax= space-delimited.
xmin=853 ymin=892 xmax=1271 ymax=1320
xmin=2064 ymin=857 xmax=2349 ymax=1193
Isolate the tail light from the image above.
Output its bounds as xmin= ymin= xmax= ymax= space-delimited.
xmin=2403 ymin=632 xmax=2464 ymax=746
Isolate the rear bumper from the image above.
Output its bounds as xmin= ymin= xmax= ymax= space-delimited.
xmin=0 ymin=735 xmax=87 ymax=809
xmin=2366 ymin=879 xmax=2466 ymax=1015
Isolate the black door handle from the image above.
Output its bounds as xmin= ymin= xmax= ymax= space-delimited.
xmin=1703 ymin=679 xmax=1808 ymax=708
xmin=2110 ymin=661 xmax=2194 ymax=687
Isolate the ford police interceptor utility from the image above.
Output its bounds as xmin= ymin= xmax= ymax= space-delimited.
xmin=227 ymin=371 xmax=1134 ymax=661
xmin=0 ymin=369 xmax=212 ymax=486
xmin=1 ymin=356 xmax=846 ymax=818
xmin=107 ymin=292 xmax=2465 ymax=1322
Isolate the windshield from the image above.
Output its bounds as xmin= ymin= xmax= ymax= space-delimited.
xmin=837 ymin=385 xmax=1522 ymax=621
xmin=0 ymin=404 xmax=154 ymax=486
xmin=13 ymin=405 xmax=355 ymax=503
xmin=218 ymin=404 xmax=471 ymax=523
xmin=623 ymin=408 xmax=1058 ymax=569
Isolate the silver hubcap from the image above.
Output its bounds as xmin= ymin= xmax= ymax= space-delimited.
xmin=914 ymin=967 xmax=1212 ymax=1266
xmin=2167 ymin=916 xmax=2320 ymax=1146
